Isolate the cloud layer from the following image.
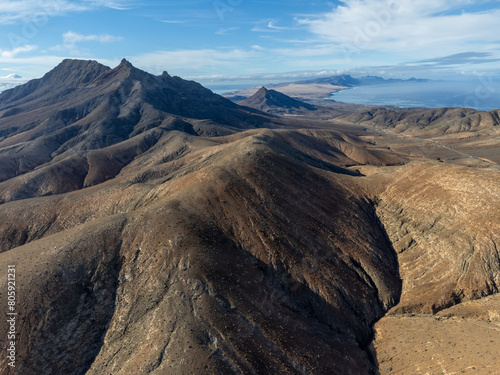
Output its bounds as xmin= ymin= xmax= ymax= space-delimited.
xmin=0 ymin=0 xmax=499 ymax=82
xmin=62 ymin=31 xmax=123 ymax=49
xmin=298 ymin=0 xmax=500 ymax=59
xmin=0 ymin=45 xmax=37 ymax=58
xmin=0 ymin=0 xmax=130 ymax=24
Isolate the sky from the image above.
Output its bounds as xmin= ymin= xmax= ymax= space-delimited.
xmin=0 ymin=0 xmax=500 ymax=86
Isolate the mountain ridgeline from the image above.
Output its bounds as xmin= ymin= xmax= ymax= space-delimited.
xmin=0 ymin=59 xmax=499 ymax=375
xmin=0 ymin=59 xmax=277 ymax=202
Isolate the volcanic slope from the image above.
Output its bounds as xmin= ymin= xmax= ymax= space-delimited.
xmin=0 ymin=126 xmax=411 ymax=375
xmin=1 ymin=129 xmax=499 ymax=375
xmin=334 ymin=106 xmax=500 ymax=166
xmin=237 ymin=87 xmax=351 ymax=119
xmin=238 ymin=87 xmax=316 ymax=115
xmin=368 ymin=161 xmax=500 ymax=375
xmin=0 ymin=59 xmax=276 ymax=202
xmin=337 ymin=106 xmax=500 ymax=135
xmin=0 ymin=60 xmax=499 ymax=375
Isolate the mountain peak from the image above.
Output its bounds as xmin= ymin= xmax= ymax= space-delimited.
xmin=239 ymin=86 xmax=316 ymax=114
xmin=107 ymin=58 xmax=154 ymax=83
xmin=0 ymin=57 xmax=270 ymax=143
xmin=119 ymin=58 xmax=133 ymax=68
xmin=5 ymin=73 xmax=23 ymax=79
xmin=256 ymin=86 xmax=268 ymax=93
xmin=0 ymin=59 xmax=111 ymax=106
xmin=57 ymin=58 xmax=106 ymax=69
xmin=47 ymin=59 xmax=111 ymax=86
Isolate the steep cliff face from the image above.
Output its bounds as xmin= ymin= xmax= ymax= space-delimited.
xmin=375 ymin=162 xmax=500 ymax=314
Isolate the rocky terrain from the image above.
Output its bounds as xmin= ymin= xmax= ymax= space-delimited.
xmin=238 ymin=87 xmax=317 ymax=115
xmin=0 ymin=60 xmax=498 ymax=374
xmin=237 ymin=87 xmax=349 ymax=118
xmin=334 ymin=107 xmax=500 ymax=167
xmin=373 ymin=294 xmax=500 ymax=374
xmin=0 ymin=59 xmax=277 ymax=203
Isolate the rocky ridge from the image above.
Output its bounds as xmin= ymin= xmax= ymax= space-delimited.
xmin=0 ymin=60 xmax=498 ymax=374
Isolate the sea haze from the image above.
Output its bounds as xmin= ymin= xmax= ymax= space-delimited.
xmin=206 ymin=83 xmax=282 ymax=95
xmin=331 ymin=80 xmax=500 ymax=111
xmin=205 ymin=84 xmax=257 ymax=95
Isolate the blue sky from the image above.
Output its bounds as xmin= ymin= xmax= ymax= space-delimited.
xmin=1 ymin=0 xmax=500 ymax=85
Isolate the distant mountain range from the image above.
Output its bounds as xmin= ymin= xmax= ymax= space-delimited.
xmin=223 ymin=74 xmax=432 ymax=101
xmin=284 ymin=74 xmax=359 ymax=87
xmin=275 ymin=74 xmax=430 ymax=87
xmin=0 ymin=73 xmax=23 ymax=80
xmin=0 ymin=73 xmax=26 ymax=93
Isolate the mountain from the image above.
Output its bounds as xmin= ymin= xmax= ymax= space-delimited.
xmin=0 ymin=73 xmax=24 ymax=80
xmin=336 ymin=106 xmax=500 ymax=135
xmin=289 ymin=74 xmax=359 ymax=87
xmin=0 ymin=59 xmax=499 ymax=375
xmin=333 ymin=106 xmax=500 ymax=169
xmin=0 ymin=126 xmax=409 ymax=375
xmin=357 ymin=76 xmax=430 ymax=85
xmin=0 ymin=74 xmax=26 ymax=94
xmin=0 ymin=59 xmax=267 ymax=129
xmin=0 ymin=59 xmax=277 ymax=202
xmin=238 ymin=86 xmax=316 ymax=114
xmin=237 ymin=87 xmax=354 ymax=118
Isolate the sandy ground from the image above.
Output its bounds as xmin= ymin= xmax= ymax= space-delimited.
xmin=373 ymin=294 xmax=500 ymax=374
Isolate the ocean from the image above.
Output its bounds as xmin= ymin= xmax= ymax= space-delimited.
xmin=330 ymin=80 xmax=500 ymax=111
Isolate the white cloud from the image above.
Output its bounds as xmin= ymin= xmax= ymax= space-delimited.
xmin=82 ymin=0 xmax=132 ymax=10
xmin=0 ymin=45 xmax=37 ymax=59
xmin=0 ymin=0 xmax=130 ymax=24
xmin=267 ymin=20 xmax=292 ymax=31
xmin=0 ymin=54 xmax=120 ymax=79
xmin=186 ymin=68 xmax=349 ymax=85
xmin=297 ymin=0 xmax=500 ymax=59
xmin=62 ymin=31 xmax=123 ymax=49
xmin=129 ymin=48 xmax=260 ymax=76
xmin=160 ymin=20 xmax=186 ymax=24
xmin=0 ymin=1 xmax=81 ymax=23
xmin=216 ymin=27 xmax=239 ymax=35
xmin=47 ymin=31 xmax=123 ymax=55
xmin=252 ymin=19 xmax=294 ymax=33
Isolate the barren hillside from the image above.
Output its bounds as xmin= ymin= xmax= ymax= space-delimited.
xmin=0 ymin=60 xmax=498 ymax=375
